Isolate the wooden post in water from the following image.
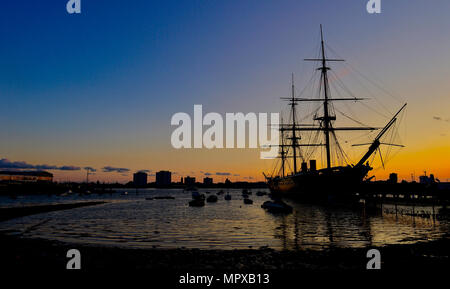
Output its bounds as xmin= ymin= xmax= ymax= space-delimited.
xmin=432 ymin=202 xmax=435 ymax=224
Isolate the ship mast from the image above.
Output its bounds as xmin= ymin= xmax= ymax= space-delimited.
xmin=267 ymin=25 xmax=405 ymax=180
xmin=290 ymin=73 xmax=299 ymax=173
xmin=280 ymin=116 xmax=286 ymax=177
xmin=305 ymin=25 xmax=343 ymax=169
xmin=319 ymin=25 xmax=332 ymax=169
xmin=299 ymin=25 xmax=376 ymax=169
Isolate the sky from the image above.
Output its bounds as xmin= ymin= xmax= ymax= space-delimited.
xmin=1 ymin=0 xmax=449 ymax=183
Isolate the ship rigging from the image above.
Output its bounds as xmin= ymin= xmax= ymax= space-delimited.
xmin=265 ymin=25 xmax=407 ymax=200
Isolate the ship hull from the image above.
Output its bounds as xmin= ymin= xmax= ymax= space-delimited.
xmin=267 ymin=165 xmax=371 ymax=203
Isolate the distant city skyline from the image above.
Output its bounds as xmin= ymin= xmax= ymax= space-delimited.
xmin=1 ymin=156 xmax=446 ymax=184
xmin=1 ymin=1 xmax=449 ymax=183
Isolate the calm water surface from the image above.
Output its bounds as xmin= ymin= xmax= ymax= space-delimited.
xmin=0 ymin=188 xmax=448 ymax=250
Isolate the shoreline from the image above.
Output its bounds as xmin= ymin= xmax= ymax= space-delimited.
xmin=0 ymin=201 xmax=106 ymax=222
xmin=0 ymin=200 xmax=448 ymax=273
xmin=0 ymin=233 xmax=448 ymax=271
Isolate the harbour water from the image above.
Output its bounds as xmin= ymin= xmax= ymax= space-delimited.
xmin=0 ymin=188 xmax=448 ymax=250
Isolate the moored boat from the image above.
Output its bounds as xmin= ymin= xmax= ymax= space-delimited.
xmin=206 ymin=195 xmax=218 ymax=202
xmin=261 ymin=200 xmax=293 ymax=214
xmin=243 ymin=198 xmax=253 ymax=205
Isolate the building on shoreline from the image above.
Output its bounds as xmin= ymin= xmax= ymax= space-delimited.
xmin=389 ymin=173 xmax=398 ymax=184
xmin=420 ymin=173 xmax=436 ymax=184
xmin=203 ymin=177 xmax=213 ymax=185
xmin=133 ymin=171 xmax=148 ymax=187
xmin=156 ymin=171 xmax=172 ymax=186
xmin=0 ymin=171 xmax=53 ymax=182
xmin=184 ymin=176 xmax=195 ymax=186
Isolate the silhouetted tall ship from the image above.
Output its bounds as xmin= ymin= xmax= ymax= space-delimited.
xmin=265 ymin=25 xmax=407 ymax=202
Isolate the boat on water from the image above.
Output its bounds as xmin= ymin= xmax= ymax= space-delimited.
xmin=264 ymin=25 xmax=407 ymax=203
xmin=261 ymin=200 xmax=293 ymax=214
xmin=191 ymin=191 xmax=205 ymax=200
xmin=243 ymin=198 xmax=253 ymax=205
xmin=189 ymin=191 xmax=206 ymax=206
xmin=206 ymin=195 xmax=218 ymax=202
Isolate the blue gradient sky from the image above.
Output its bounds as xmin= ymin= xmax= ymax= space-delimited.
xmin=1 ymin=0 xmax=449 ymax=182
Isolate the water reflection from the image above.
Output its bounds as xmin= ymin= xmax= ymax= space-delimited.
xmin=0 ymin=189 xmax=448 ymax=250
xmin=274 ymin=201 xmax=448 ymax=250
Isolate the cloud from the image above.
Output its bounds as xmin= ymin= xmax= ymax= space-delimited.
xmin=0 ymin=158 xmax=81 ymax=171
xmin=137 ymin=169 xmax=151 ymax=173
xmin=102 ymin=166 xmax=130 ymax=173
xmin=233 ymin=174 xmax=240 ymax=176
xmin=34 ymin=164 xmax=58 ymax=170
xmin=216 ymin=172 xmax=231 ymax=176
xmin=58 ymin=165 xmax=82 ymax=171
xmin=0 ymin=158 xmax=34 ymax=169
xmin=84 ymin=166 xmax=97 ymax=172
xmin=204 ymin=172 xmax=212 ymax=176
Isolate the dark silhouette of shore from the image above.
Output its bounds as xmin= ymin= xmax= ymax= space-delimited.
xmin=0 ymin=201 xmax=106 ymax=222
xmin=0 ymin=232 xmax=448 ymax=272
